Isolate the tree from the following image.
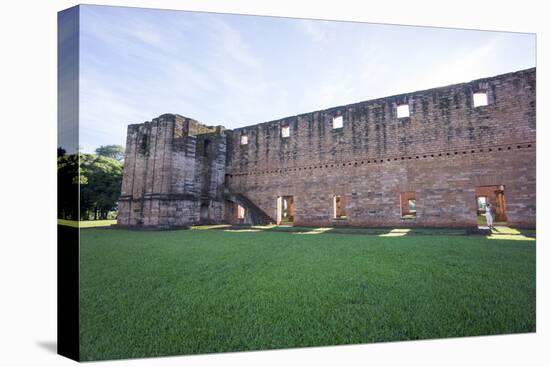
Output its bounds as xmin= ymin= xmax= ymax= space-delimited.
xmin=95 ymin=144 xmax=125 ymax=162
xmin=79 ymin=154 xmax=123 ymax=220
xmin=57 ymin=152 xmax=123 ymax=220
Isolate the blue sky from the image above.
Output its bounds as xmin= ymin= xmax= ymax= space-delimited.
xmin=77 ymin=5 xmax=535 ymax=152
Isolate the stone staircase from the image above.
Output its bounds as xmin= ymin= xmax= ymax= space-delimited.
xmin=225 ymin=192 xmax=275 ymax=225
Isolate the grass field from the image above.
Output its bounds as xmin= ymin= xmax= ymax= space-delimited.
xmin=79 ymin=227 xmax=536 ymax=361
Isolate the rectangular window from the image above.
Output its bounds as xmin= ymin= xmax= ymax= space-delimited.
xmin=281 ymin=125 xmax=290 ymax=138
xmin=333 ymin=195 xmax=347 ymax=219
xmin=237 ymin=205 xmax=245 ymax=219
xmin=473 ymin=92 xmax=488 ymax=107
xmin=332 ymin=116 xmax=343 ymax=129
xmin=240 ymin=133 xmax=248 ymax=145
xmin=400 ymin=192 xmax=416 ymax=219
xmin=397 ymin=104 xmax=410 ymax=118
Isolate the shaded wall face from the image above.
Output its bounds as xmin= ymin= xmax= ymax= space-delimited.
xmin=118 ymin=117 xmax=178 ymax=226
xmin=194 ymin=132 xmax=227 ymax=224
xmin=225 ymin=69 xmax=536 ymax=228
xmin=118 ymin=115 xmax=227 ymax=227
xmin=227 ymin=69 xmax=535 ymax=174
xmin=194 ymin=133 xmax=227 ymax=201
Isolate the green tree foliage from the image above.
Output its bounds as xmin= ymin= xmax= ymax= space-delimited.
xmin=80 ymin=154 xmax=123 ymax=220
xmin=57 ymin=146 xmax=66 ymax=157
xmin=58 ymin=151 xmax=123 ymax=220
xmin=95 ymin=144 xmax=125 ymax=161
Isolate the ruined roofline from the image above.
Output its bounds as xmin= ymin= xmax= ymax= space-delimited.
xmin=233 ymin=66 xmax=535 ymax=131
xmin=126 ymin=67 xmax=534 ymax=132
xmin=127 ymin=113 xmax=225 ymax=132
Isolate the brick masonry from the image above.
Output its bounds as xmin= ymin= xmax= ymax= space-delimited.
xmin=118 ymin=68 xmax=536 ymax=229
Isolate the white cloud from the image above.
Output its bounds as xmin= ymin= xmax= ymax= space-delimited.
xmin=79 ymin=8 xmax=273 ymax=148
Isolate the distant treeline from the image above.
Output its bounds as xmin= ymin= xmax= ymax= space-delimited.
xmin=58 ymin=145 xmax=124 ymax=220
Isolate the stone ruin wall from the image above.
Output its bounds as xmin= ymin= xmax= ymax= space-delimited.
xmin=117 ymin=68 xmax=535 ymax=228
xmin=117 ymin=114 xmax=226 ymax=228
xmin=225 ymin=68 xmax=536 ymax=228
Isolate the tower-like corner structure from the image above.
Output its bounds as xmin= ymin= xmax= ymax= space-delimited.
xmin=117 ymin=114 xmax=227 ymax=228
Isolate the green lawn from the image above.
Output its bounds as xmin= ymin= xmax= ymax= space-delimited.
xmin=79 ymin=227 xmax=536 ymax=361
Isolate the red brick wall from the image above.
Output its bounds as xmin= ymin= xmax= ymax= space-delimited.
xmin=225 ymin=68 xmax=536 ymax=228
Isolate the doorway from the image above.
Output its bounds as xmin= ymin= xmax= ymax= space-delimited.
xmin=475 ymin=185 xmax=507 ymax=225
xmin=277 ymin=196 xmax=294 ymax=225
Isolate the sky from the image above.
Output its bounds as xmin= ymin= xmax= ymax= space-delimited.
xmin=75 ymin=4 xmax=535 ymax=153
